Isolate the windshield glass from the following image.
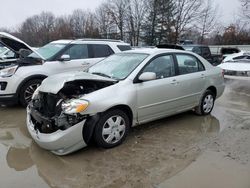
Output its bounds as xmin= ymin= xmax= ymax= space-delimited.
xmin=28 ymin=43 xmax=67 ymax=60
xmin=0 ymin=46 xmax=7 ymax=54
xmin=88 ymin=53 xmax=148 ymax=80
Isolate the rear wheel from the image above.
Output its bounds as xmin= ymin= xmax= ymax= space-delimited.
xmin=19 ymin=79 xmax=42 ymax=107
xmin=195 ymin=90 xmax=215 ymax=115
xmin=94 ymin=109 xmax=130 ymax=148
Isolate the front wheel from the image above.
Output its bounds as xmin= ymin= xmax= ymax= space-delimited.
xmin=94 ymin=109 xmax=130 ymax=148
xmin=195 ymin=90 xmax=215 ymax=115
xmin=19 ymin=79 xmax=42 ymax=107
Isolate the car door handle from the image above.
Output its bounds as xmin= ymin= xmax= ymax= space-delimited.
xmin=201 ymin=74 xmax=206 ymax=79
xmin=171 ymin=79 xmax=179 ymax=85
xmin=82 ymin=62 xmax=90 ymax=66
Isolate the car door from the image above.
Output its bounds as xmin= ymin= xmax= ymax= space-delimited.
xmin=136 ymin=54 xmax=181 ymax=123
xmin=44 ymin=44 xmax=94 ymax=73
xmin=174 ymin=53 xmax=207 ymax=108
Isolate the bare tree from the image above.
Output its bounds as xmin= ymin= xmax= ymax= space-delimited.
xmin=95 ymin=2 xmax=114 ymax=38
xmin=195 ymin=0 xmax=218 ymax=44
xmin=240 ymin=0 xmax=250 ymax=19
xmin=127 ymin=0 xmax=147 ymax=45
xmin=70 ymin=9 xmax=88 ymax=38
xmin=172 ymin=0 xmax=202 ymax=43
xmin=18 ymin=12 xmax=55 ymax=46
xmin=52 ymin=16 xmax=73 ymax=40
xmin=105 ymin=0 xmax=130 ymax=40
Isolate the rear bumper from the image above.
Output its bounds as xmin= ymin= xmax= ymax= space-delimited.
xmin=26 ymin=107 xmax=87 ymax=155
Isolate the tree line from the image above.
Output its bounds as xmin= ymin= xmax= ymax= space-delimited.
xmin=2 ymin=0 xmax=250 ymax=47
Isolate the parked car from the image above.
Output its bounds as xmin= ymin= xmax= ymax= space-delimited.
xmin=220 ymin=47 xmax=240 ymax=59
xmin=218 ymin=51 xmax=250 ymax=79
xmin=0 ymin=32 xmax=131 ymax=106
xmin=27 ymin=48 xmax=225 ymax=155
xmin=182 ymin=45 xmax=223 ymax=66
xmin=156 ymin=44 xmax=185 ymax=50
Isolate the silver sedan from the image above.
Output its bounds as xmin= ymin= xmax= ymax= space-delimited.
xmin=27 ymin=48 xmax=225 ymax=155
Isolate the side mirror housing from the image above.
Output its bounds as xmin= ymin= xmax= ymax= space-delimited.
xmin=138 ymin=72 xmax=156 ymax=82
xmin=58 ymin=54 xmax=70 ymax=61
xmin=19 ymin=49 xmax=32 ymax=58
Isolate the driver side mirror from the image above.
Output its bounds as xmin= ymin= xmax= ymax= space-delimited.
xmin=19 ymin=49 xmax=32 ymax=58
xmin=58 ymin=54 xmax=70 ymax=61
xmin=138 ymin=72 xmax=156 ymax=82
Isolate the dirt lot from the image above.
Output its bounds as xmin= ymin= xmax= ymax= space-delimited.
xmin=0 ymin=80 xmax=250 ymax=188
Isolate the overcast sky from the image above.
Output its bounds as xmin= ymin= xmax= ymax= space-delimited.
xmin=0 ymin=0 xmax=241 ymax=29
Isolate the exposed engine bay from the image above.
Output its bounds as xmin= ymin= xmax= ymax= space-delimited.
xmin=0 ymin=57 xmax=42 ymax=70
xmin=30 ymin=80 xmax=115 ymax=133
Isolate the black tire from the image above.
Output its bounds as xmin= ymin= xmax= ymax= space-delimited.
xmin=195 ymin=90 xmax=215 ymax=116
xmin=94 ymin=109 xmax=130 ymax=148
xmin=19 ymin=79 xmax=42 ymax=107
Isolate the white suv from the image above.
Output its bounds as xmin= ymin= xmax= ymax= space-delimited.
xmin=0 ymin=32 xmax=131 ymax=106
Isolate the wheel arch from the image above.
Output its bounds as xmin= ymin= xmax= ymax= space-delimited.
xmin=206 ymin=86 xmax=217 ymax=98
xmin=82 ymin=104 xmax=134 ymax=145
xmin=105 ymin=104 xmax=134 ymax=127
xmin=16 ymin=74 xmax=47 ymax=97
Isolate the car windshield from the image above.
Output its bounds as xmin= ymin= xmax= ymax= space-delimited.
xmin=28 ymin=43 xmax=67 ymax=60
xmin=88 ymin=53 xmax=148 ymax=80
xmin=0 ymin=46 xmax=6 ymax=54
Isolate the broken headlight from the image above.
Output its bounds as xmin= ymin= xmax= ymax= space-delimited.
xmin=62 ymin=99 xmax=89 ymax=114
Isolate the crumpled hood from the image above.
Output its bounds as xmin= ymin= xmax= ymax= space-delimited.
xmin=39 ymin=71 xmax=117 ymax=94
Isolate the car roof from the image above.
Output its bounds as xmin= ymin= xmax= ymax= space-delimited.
xmin=50 ymin=39 xmax=130 ymax=45
xmin=51 ymin=40 xmax=73 ymax=44
xmin=182 ymin=44 xmax=208 ymax=47
xmin=123 ymin=48 xmax=187 ymax=55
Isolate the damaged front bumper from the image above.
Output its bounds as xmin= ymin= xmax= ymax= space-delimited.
xmin=26 ymin=107 xmax=88 ymax=155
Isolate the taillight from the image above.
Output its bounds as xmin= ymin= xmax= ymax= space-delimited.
xmin=222 ymin=69 xmax=225 ymax=78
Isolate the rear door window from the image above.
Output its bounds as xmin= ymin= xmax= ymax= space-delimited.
xmin=90 ymin=44 xmax=114 ymax=58
xmin=176 ymin=54 xmax=205 ymax=75
xmin=63 ymin=44 xmax=89 ymax=60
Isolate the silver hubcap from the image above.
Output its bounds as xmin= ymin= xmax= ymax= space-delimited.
xmin=24 ymin=84 xmax=40 ymax=103
xmin=203 ymin=94 xmax=214 ymax=113
xmin=102 ymin=115 xmax=126 ymax=144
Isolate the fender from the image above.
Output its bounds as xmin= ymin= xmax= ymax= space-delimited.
xmin=16 ymin=74 xmax=47 ymax=95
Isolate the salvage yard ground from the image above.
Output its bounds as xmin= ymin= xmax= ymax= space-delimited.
xmin=0 ymin=79 xmax=250 ymax=188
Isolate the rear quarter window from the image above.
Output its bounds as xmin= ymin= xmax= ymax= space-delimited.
xmin=90 ymin=44 xmax=114 ymax=58
xmin=117 ymin=45 xmax=132 ymax=51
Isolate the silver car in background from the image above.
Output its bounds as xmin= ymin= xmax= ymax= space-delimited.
xmin=27 ymin=49 xmax=225 ymax=155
